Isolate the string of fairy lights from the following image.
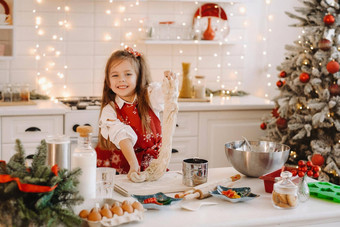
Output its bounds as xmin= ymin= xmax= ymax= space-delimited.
xmin=263 ymin=0 xmax=273 ymax=99
xmin=30 ymin=0 xmax=269 ymax=99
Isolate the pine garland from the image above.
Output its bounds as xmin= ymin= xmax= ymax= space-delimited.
xmin=0 ymin=139 xmax=84 ymax=227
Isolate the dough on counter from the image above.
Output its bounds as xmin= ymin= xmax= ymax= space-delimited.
xmin=130 ymin=72 xmax=179 ymax=182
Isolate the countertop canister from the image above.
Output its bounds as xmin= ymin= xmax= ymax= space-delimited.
xmin=46 ymin=135 xmax=70 ymax=169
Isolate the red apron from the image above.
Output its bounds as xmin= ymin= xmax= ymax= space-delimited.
xmin=96 ymin=101 xmax=162 ymax=174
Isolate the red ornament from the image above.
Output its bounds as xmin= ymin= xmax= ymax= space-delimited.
xmin=276 ymin=117 xmax=287 ymax=130
xmin=311 ymin=154 xmax=324 ymax=166
xmin=318 ymin=38 xmax=332 ymax=51
xmin=276 ymin=80 xmax=284 ymax=88
xmin=260 ymin=122 xmax=267 ymax=130
xmin=323 ymin=14 xmax=335 ymax=26
xmin=326 ymin=60 xmax=340 ymax=74
xmin=279 ymin=71 xmax=287 ymax=78
xmin=329 ymin=83 xmax=340 ymax=96
xmin=271 ymin=108 xmax=280 ymax=118
xmin=299 ymin=72 xmax=310 ymax=83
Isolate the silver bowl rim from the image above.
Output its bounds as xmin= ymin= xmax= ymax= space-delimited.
xmin=224 ymin=140 xmax=290 ymax=153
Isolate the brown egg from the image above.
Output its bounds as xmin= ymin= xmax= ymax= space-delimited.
xmin=110 ymin=202 xmax=124 ymax=216
xmin=79 ymin=209 xmax=89 ymax=218
xmin=87 ymin=207 xmax=102 ymax=222
xmin=101 ymin=203 xmax=110 ymax=210
xmin=121 ymin=200 xmax=133 ymax=213
xmin=132 ymin=201 xmax=144 ymax=211
xmin=100 ymin=204 xmax=113 ymax=219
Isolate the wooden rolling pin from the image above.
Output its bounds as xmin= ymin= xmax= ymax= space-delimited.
xmin=175 ymin=174 xmax=241 ymax=200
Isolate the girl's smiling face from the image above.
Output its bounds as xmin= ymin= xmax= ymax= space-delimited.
xmin=109 ymin=59 xmax=138 ymax=103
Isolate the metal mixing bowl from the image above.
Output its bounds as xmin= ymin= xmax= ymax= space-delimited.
xmin=225 ymin=140 xmax=290 ymax=177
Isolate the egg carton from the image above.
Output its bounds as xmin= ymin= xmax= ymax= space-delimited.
xmin=85 ymin=209 xmax=144 ymax=227
xmin=308 ymin=181 xmax=340 ymax=203
xmin=75 ymin=198 xmax=144 ymax=227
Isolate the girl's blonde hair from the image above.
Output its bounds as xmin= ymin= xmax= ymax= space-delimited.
xmin=98 ymin=49 xmax=152 ymax=150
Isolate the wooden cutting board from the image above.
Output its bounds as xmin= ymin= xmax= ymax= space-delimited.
xmin=0 ymin=100 xmax=36 ymax=106
xmin=114 ymin=171 xmax=191 ymax=196
xmin=178 ymin=98 xmax=210 ymax=102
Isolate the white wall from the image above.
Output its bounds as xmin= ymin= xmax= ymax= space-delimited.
xmin=0 ymin=0 xmax=301 ymax=99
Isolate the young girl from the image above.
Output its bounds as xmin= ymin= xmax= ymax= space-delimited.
xmin=96 ymin=47 xmax=175 ymax=179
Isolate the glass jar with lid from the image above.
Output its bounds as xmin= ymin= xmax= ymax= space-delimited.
xmin=193 ymin=75 xmax=206 ymax=99
xmin=21 ymin=84 xmax=30 ymax=102
xmin=272 ymin=171 xmax=298 ymax=209
xmin=2 ymin=83 xmax=12 ymax=102
xmin=12 ymin=83 xmax=21 ymax=102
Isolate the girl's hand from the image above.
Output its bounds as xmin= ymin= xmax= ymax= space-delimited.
xmin=164 ymin=70 xmax=176 ymax=80
xmin=127 ymin=165 xmax=140 ymax=180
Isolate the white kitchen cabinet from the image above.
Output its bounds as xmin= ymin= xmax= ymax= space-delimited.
xmin=1 ymin=115 xmax=63 ymax=161
xmin=169 ymin=112 xmax=198 ymax=170
xmin=0 ymin=0 xmax=15 ymax=60
xmin=197 ymin=110 xmax=269 ymax=168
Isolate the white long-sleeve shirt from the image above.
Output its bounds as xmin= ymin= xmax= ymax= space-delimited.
xmin=99 ymin=82 xmax=164 ymax=149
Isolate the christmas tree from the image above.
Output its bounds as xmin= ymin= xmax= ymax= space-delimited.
xmin=262 ymin=0 xmax=340 ymax=184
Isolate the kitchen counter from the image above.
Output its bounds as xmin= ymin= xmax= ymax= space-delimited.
xmin=112 ymin=167 xmax=340 ymax=227
xmin=0 ymin=95 xmax=273 ymax=116
xmin=0 ymin=100 xmax=67 ymax=116
xmin=178 ymin=95 xmax=274 ymax=111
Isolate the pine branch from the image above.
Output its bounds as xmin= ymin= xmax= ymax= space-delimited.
xmin=31 ymin=140 xmax=47 ymax=174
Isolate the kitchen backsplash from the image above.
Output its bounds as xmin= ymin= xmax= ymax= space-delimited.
xmin=0 ymin=0 xmax=299 ymax=98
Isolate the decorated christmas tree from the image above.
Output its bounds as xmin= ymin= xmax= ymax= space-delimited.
xmin=261 ymin=0 xmax=340 ymax=184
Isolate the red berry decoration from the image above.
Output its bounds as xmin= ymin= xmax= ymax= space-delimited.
xmin=318 ymin=38 xmax=332 ymax=51
xmin=323 ymin=14 xmax=335 ymax=26
xmin=326 ymin=60 xmax=340 ymax=74
xmin=311 ymin=154 xmax=324 ymax=166
xmin=313 ymin=165 xmax=320 ymax=173
xmin=299 ymin=72 xmax=310 ymax=83
xmin=293 ymin=159 xmax=322 ymax=179
xmin=306 ymin=161 xmax=313 ymax=167
xmin=298 ymin=160 xmax=305 ymax=167
xmin=307 ymin=170 xmax=314 ymax=177
xmin=279 ymin=71 xmax=287 ymax=78
xmin=291 ymin=169 xmax=298 ymax=176
xmin=329 ymin=84 xmax=340 ymax=96
xmin=301 ymin=166 xmax=308 ymax=173
xmin=276 ymin=80 xmax=284 ymax=88
xmin=298 ymin=171 xmax=305 ymax=177
xmin=260 ymin=122 xmax=267 ymax=130
xmin=276 ymin=117 xmax=287 ymax=130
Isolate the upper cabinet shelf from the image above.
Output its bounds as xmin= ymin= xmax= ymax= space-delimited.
xmin=0 ymin=0 xmax=15 ymax=60
xmin=137 ymin=0 xmax=249 ymax=2
xmin=140 ymin=40 xmax=236 ymax=45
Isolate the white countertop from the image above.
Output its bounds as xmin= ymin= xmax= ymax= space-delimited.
xmin=0 ymin=95 xmax=274 ymax=116
xmin=0 ymin=100 xmax=67 ymax=116
xmin=111 ymin=167 xmax=340 ymax=227
xmin=178 ymin=95 xmax=274 ymax=111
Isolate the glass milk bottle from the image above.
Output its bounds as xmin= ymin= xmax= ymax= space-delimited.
xmin=72 ymin=126 xmax=97 ymax=200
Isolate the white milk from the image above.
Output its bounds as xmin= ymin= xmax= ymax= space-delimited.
xmin=71 ymin=126 xmax=97 ymax=200
xmin=72 ymin=148 xmax=96 ymax=199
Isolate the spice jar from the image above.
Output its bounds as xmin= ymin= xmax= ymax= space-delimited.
xmin=21 ymin=84 xmax=30 ymax=101
xmin=193 ymin=75 xmax=206 ymax=99
xmin=2 ymin=83 xmax=12 ymax=102
xmin=12 ymin=84 xmax=21 ymax=102
xmin=272 ymin=171 xmax=298 ymax=209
